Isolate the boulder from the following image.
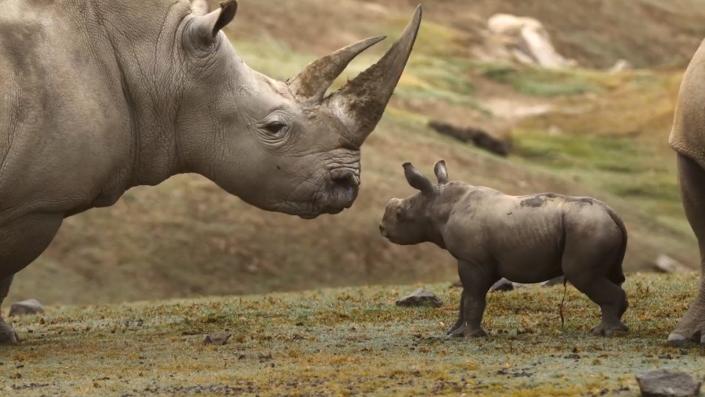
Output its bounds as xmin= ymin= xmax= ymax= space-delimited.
xmin=486 ymin=14 xmax=576 ymax=69
xmin=9 ymin=299 xmax=44 ymax=316
xmin=489 ymin=278 xmax=515 ymax=292
xmin=203 ymin=332 xmax=231 ymax=345
xmin=396 ymin=288 xmax=443 ymax=308
xmin=542 ymin=276 xmax=566 ymax=287
xmin=652 ymin=255 xmax=690 ymax=274
xmin=636 ymin=369 xmax=701 ymax=397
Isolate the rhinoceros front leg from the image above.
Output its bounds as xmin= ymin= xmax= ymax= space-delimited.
xmin=669 ymin=154 xmax=705 ymax=346
xmin=0 ymin=275 xmax=18 ymax=345
xmin=0 ymin=213 xmax=63 ymax=345
xmin=448 ymin=261 xmax=497 ymax=338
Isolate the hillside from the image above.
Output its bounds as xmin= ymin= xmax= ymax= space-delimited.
xmin=1 ymin=273 xmax=703 ymax=396
xmin=8 ymin=0 xmax=705 ymax=304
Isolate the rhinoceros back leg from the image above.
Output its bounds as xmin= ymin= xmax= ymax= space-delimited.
xmin=669 ymin=154 xmax=705 ymax=346
xmin=562 ymin=224 xmax=628 ymax=336
xmin=0 ymin=213 xmax=63 ymax=345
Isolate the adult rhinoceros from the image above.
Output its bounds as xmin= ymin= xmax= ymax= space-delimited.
xmin=0 ymin=0 xmax=422 ymax=343
xmin=668 ymin=40 xmax=705 ymax=347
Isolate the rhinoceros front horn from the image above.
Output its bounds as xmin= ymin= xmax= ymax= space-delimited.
xmin=289 ymin=36 xmax=387 ymax=103
xmin=326 ymin=5 xmax=422 ymax=147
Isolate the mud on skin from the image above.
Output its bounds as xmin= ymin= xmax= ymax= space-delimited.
xmin=380 ymin=160 xmax=629 ymax=338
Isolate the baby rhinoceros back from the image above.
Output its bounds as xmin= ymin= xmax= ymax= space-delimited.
xmin=470 ymin=192 xmax=627 ymax=286
xmin=381 ymin=161 xmax=628 ymax=339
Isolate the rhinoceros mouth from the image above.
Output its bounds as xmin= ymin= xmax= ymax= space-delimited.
xmin=274 ymin=189 xmax=356 ymax=219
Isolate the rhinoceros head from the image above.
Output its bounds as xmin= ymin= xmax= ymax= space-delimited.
xmin=380 ymin=161 xmax=448 ymax=245
xmin=176 ymin=1 xmax=422 ymax=218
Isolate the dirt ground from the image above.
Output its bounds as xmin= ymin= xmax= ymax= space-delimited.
xmin=1 ymin=273 xmax=703 ymax=396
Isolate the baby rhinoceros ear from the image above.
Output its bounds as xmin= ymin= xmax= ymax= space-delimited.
xmin=403 ymin=162 xmax=434 ymax=194
xmin=434 ymin=160 xmax=448 ymax=185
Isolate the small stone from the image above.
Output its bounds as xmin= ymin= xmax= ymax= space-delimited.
xmin=9 ymin=299 xmax=44 ymax=317
xmin=652 ymin=255 xmax=690 ymax=274
xmin=489 ymin=278 xmax=514 ymax=292
xmin=636 ymin=369 xmax=702 ymax=397
xmin=542 ymin=276 xmax=566 ymax=287
xmin=395 ymin=288 xmax=443 ymax=308
xmin=203 ymin=332 xmax=231 ymax=345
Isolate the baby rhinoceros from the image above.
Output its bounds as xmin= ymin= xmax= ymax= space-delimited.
xmin=380 ymin=161 xmax=629 ymax=338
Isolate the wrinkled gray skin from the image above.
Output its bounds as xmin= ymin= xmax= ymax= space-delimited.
xmin=0 ymin=0 xmax=422 ymax=343
xmin=667 ymin=40 xmax=705 ymax=346
xmin=380 ymin=161 xmax=628 ymax=338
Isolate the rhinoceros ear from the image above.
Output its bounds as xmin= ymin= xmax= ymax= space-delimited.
xmin=190 ymin=0 xmax=209 ymax=15
xmin=434 ymin=160 xmax=448 ymax=185
xmin=403 ymin=162 xmax=434 ymax=194
xmin=186 ymin=0 xmax=237 ymax=48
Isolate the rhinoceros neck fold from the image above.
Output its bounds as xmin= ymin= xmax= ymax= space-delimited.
xmin=94 ymin=0 xmax=193 ymax=188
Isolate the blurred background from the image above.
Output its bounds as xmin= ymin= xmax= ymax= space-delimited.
xmin=9 ymin=0 xmax=705 ymax=304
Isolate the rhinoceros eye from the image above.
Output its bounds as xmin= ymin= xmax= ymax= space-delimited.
xmin=263 ymin=121 xmax=288 ymax=136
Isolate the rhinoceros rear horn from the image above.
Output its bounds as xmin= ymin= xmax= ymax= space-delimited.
xmin=326 ymin=6 xmax=422 ymax=147
xmin=403 ymin=162 xmax=434 ymax=194
xmin=289 ymin=36 xmax=386 ymax=102
xmin=187 ymin=0 xmax=238 ymax=48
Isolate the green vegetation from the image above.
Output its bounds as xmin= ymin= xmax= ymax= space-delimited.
xmin=2 ymin=273 xmax=703 ymax=396
xmin=480 ymin=64 xmax=597 ymax=97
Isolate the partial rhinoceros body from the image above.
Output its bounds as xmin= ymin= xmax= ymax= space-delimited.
xmin=667 ymin=40 xmax=705 ymax=346
xmin=0 ymin=0 xmax=422 ymax=343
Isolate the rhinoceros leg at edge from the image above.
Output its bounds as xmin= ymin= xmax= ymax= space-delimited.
xmin=668 ymin=154 xmax=705 ymax=346
xmin=0 ymin=275 xmax=17 ymax=344
xmin=0 ymin=213 xmax=63 ymax=345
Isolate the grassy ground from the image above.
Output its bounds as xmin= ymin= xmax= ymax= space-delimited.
xmin=2 ymin=273 xmax=704 ymax=396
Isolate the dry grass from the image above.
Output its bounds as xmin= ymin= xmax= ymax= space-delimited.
xmin=2 ymin=273 xmax=704 ymax=396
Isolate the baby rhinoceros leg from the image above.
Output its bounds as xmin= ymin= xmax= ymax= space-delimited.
xmin=562 ymin=203 xmax=628 ymax=336
xmin=448 ymin=261 xmax=498 ymax=338
xmin=577 ymin=278 xmax=629 ymax=336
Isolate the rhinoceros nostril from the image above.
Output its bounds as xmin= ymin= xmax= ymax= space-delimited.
xmin=331 ymin=169 xmax=359 ymax=190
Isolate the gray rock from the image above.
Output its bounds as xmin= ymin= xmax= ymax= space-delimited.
xmin=9 ymin=299 xmax=44 ymax=317
xmin=203 ymin=332 xmax=231 ymax=345
xmin=396 ymin=288 xmax=443 ymax=308
xmin=542 ymin=276 xmax=566 ymax=287
xmin=636 ymin=369 xmax=702 ymax=397
xmin=652 ymin=255 xmax=690 ymax=274
xmin=489 ymin=278 xmax=515 ymax=292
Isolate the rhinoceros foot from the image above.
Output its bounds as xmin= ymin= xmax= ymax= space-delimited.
xmin=0 ymin=317 xmax=18 ymax=345
xmin=667 ymin=329 xmax=704 ymax=347
xmin=591 ymin=322 xmax=628 ymax=337
xmin=447 ymin=322 xmax=487 ymax=338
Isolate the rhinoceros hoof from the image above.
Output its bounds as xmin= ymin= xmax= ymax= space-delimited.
xmin=591 ymin=323 xmax=628 ymax=337
xmin=667 ymin=329 xmax=704 ymax=347
xmin=447 ymin=323 xmax=487 ymax=338
xmin=0 ymin=320 xmax=19 ymax=345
